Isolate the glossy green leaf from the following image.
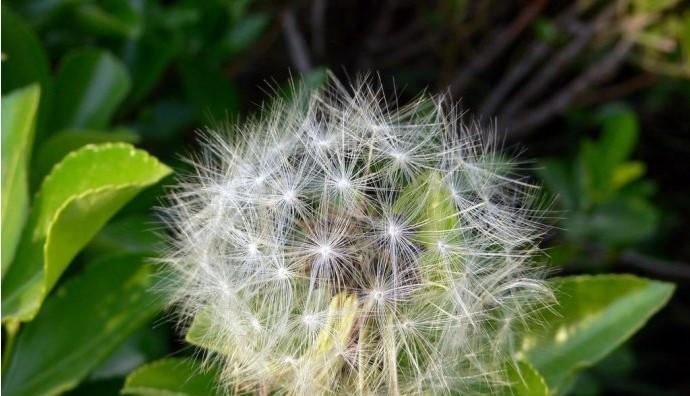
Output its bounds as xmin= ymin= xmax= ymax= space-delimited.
xmin=1 ymin=6 xmax=50 ymax=94
xmin=517 ymin=274 xmax=674 ymax=393
xmin=90 ymin=323 xmax=170 ymax=380
xmin=2 ymin=143 xmax=171 ymax=321
xmin=122 ymin=35 xmax=181 ymax=104
xmin=504 ymin=361 xmax=549 ymax=396
xmin=84 ymin=214 xmax=162 ymax=260
xmin=1 ymin=85 xmax=41 ymax=275
xmin=53 ymin=49 xmax=131 ymax=131
xmin=1 ymin=255 xmax=162 ymax=396
xmin=122 ymin=358 xmax=224 ymax=396
xmin=31 ymin=128 xmax=140 ymax=191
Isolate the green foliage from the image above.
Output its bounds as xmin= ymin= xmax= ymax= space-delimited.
xmin=0 ymin=6 xmax=49 ymax=94
xmin=2 ymin=143 xmax=171 ymax=322
xmin=517 ymin=275 xmax=674 ymax=394
xmin=503 ymin=361 xmax=550 ymax=396
xmin=122 ymin=358 xmax=224 ymax=396
xmin=1 ymin=85 xmax=40 ymax=273
xmin=1 ymin=2 xmax=682 ymax=395
xmin=52 ymin=49 xmax=130 ymax=131
xmin=540 ymin=105 xmax=659 ymax=248
xmin=2 ymin=255 xmax=162 ymax=396
xmin=31 ymin=129 xmax=140 ymax=189
xmin=394 ymin=171 xmax=459 ymax=248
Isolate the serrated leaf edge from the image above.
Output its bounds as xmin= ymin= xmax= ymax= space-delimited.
xmin=3 ymin=143 xmax=171 ymax=321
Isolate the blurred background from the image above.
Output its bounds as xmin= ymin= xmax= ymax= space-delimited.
xmin=3 ymin=0 xmax=689 ymax=395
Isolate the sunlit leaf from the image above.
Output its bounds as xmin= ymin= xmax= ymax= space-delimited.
xmin=1 ymin=85 xmax=40 ymax=275
xmin=517 ymin=274 xmax=674 ymax=393
xmin=1 ymin=143 xmax=171 ymax=321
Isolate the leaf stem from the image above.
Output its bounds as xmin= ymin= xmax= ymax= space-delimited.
xmin=2 ymin=320 xmax=21 ymax=372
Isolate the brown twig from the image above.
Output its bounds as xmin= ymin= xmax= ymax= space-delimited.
xmin=310 ymin=0 xmax=327 ymax=58
xmin=479 ymin=1 xmax=592 ymax=116
xmin=507 ymin=38 xmax=634 ymax=137
xmin=620 ymin=250 xmax=690 ymax=282
xmin=282 ymin=8 xmax=313 ymax=74
xmin=576 ymin=72 xmax=657 ymax=107
xmin=499 ymin=3 xmax=619 ymax=119
xmin=449 ymin=0 xmax=547 ymax=95
xmin=376 ymin=33 xmax=439 ymax=68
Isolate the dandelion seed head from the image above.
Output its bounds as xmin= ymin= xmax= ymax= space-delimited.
xmin=160 ymin=75 xmax=551 ymax=395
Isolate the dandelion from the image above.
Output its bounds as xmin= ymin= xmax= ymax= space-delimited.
xmin=160 ymin=75 xmax=551 ymax=395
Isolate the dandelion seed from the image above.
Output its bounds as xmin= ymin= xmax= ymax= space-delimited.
xmin=160 ymin=74 xmax=551 ymax=395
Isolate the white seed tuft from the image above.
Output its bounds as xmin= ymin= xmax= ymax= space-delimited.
xmin=160 ymin=75 xmax=551 ymax=395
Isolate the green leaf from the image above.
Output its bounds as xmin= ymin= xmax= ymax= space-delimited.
xmin=517 ymin=274 xmax=674 ymax=393
xmin=72 ymin=3 xmax=142 ymax=39
xmin=579 ymin=106 xmax=640 ymax=202
xmin=122 ymin=358 xmax=224 ymax=396
xmin=504 ymin=361 xmax=549 ymax=396
xmin=1 ymin=255 xmax=162 ymax=396
xmin=179 ymin=61 xmax=239 ymax=122
xmin=610 ymin=161 xmax=645 ymax=190
xmin=64 ymin=378 xmax=123 ymax=396
xmin=53 ymin=49 xmax=131 ymax=131
xmin=90 ymin=323 xmax=170 ymax=380
xmin=2 ymin=143 xmax=171 ymax=321
xmin=208 ymin=13 xmax=269 ymax=62
xmin=84 ymin=214 xmax=162 ymax=260
xmin=185 ymin=309 xmax=224 ymax=354
xmin=1 ymin=85 xmax=41 ymax=275
xmin=572 ymin=197 xmax=659 ymax=246
xmin=133 ymin=99 xmax=195 ymax=143
xmin=122 ymin=35 xmax=181 ymax=105
xmin=394 ymin=171 xmax=459 ymax=248
xmin=597 ymin=107 xmax=639 ymax=175
xmin=31 ymin=128 xmax=140 ymax=191
xmin=1 ymin=6 xmax=50 ymax=94
xmin=538 ymin=159 xmax=578 ymax=210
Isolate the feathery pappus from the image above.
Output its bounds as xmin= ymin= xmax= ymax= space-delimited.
xmin=160 ymin=75 xmax=552 ymax=395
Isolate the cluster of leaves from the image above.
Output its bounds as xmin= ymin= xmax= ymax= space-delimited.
xmin=1 ymin=1 xmax=682 ymax=396
xmin=541 ymin=105 xmax=659 ymax=252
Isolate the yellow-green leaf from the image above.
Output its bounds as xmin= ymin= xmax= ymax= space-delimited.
xmin=517 ymin=274 xmax=674 ymax=393
xmin=1 ymin=84 xmax=40 ymax=275
xmin=1 ymin=143 xmax=171 ymax=321
xmin=30 ymin=128 xmax=139 ymax=190
xmin=503 ymin=361 xmax=549 ymax=396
